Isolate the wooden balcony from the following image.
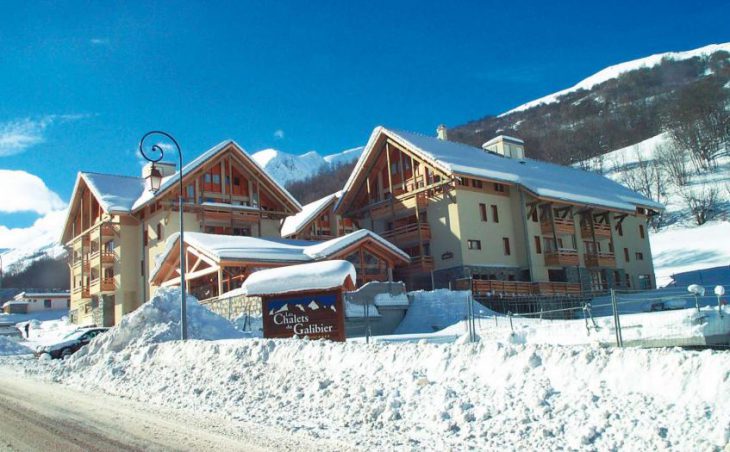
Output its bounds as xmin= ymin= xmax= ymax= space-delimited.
xmin=544 ymin=249 xmax=580 ymax=267
xmin=100 ymin=251 xmax=115 ymax=265
xmin=72 ymin=285 xmax=90 ymax=298
xmin=369 ymin=194 xmax=429 ymax=220
xmin=380 ymin=223 xmax=431 ymax=246
xmin=584 ymin=252 xmax=616 ymax=268
xmin=398 ymin=255 xmax=434 ymax=274
xmin=469 ymin=279 xmax=583 ymax=296
xmin=101 ymin=223 xmax=116 ymax=238
xmin=90 ymin=277 xmax=115 ymax=293
xmin=580 ymin=222 xmax=612 ymax=239
xmin=540 ymin=218 xmax=575 ymax=236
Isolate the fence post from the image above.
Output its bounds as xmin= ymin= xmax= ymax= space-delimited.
xmin=507 ymin=311 xmax=514 ymax=333
xmin=365 ymin=295 xmax=371 ymax=344
xmin=582 ymin=302 xmax=589 ymax=333
xmin=610 ymin=289 xmax=622 ymax=347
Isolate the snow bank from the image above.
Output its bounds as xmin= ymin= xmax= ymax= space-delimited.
xmin=0 ymin=336 xmax=33 ymax=356
xmin=395 ymin=289 xmax=497 ymax=334
xmin=69 ymin=288 xmax=243 ymax=361
xmin=52 ymin=338 xmax=730 ymax=450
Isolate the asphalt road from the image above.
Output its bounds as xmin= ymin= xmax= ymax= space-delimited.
xmin=0 ymin=365 xmax=330 ymax=452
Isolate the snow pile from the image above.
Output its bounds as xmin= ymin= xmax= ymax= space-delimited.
xmin=52 ymin=338 xmax=730 ymax=450
xmin=0 ymin=336 xmax=33 ymax=356
xmin=234 ymin=260 xmax=356 ymax=297
xmin=395 ymin=290 xmax=496 ymax=334
xmin=373 ymin=292 xmax=409 ymax=307
xmin=68 ymin=288 xmax=243 ymax=360
xmin=20 ymin=317 xmax=78 ymax=349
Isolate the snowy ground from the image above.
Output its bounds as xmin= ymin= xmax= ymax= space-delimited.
xmin=2 ymin=288 xmax=728 ymax=450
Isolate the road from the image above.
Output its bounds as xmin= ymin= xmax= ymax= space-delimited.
xmin=0 ymin=364 xmax=337 ymax=452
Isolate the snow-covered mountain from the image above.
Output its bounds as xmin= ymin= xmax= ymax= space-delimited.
xmin=251 ymin=146 xmax=364 ymax=186
xmin=502 ymin=42 xmax=730 ymax=115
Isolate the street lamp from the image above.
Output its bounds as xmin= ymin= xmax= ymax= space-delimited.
xmin=139 ymin=131 xmax=188 ymax=341
xmin=715 ymin=285 xmax=726 ymax=318
xmin=687 ymin=284 xmax=705 ymax=312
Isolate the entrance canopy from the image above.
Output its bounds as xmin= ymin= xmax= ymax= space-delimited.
xmin=150 ymin=230 xmax=410 ymax=300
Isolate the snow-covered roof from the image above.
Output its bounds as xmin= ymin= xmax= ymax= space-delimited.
xmin=338 ymin=127 xmax=663 ymax=213
xmin=483 ymin=135 xmax=524 ymax=147
xmin=280 ymin=191 xmax=341 ymax=238
xmin=224 ymin=260 xmax=356 ymax=297
xmin=80 ymin=172 xmax=146 ymax=213
xmin=304 ymin=229 xmax=410 ymax=261
xmin=150 ymin=229 xmax=410 ymax=283
xmin=13 ymin=291 xmax=70 ymax=300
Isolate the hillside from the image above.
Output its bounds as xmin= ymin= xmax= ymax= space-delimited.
xmin=449 ymin=43 xmax=730 ymax=164
xmin=251 ymin=145 xmax=363 ymax=186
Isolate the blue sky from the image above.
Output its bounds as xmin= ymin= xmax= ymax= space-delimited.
xmin=0 ymin=0 xmax=729 ymax=238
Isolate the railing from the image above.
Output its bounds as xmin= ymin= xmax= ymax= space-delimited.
xmin=467 ymin=279 xmax=583 ymax=297
xmin=100 ymin=223 xmax=116 ymax=237
xmin=101 ymin=277 xmax=115 ymax=292
xmin=369 ymin=193 xmax=429 ymax=220
xmin=100 ymin=251 xmax=115 ymax=264
xmin=580 ymin=222 xmax=612 ymax=239
xmin=544 ymin=249 xmax=579 ymax=266
xmin=72 ymin=285 xmax=90 ymax=298
xmin=398 ymin=255 xmax=434 ymax=273
xmin=380 ymin=223 xmax=431 ymax=245
xmin=540 ymin=218 xmax=575 ymax=236
xmin=584 ymin=252 xmax=616 ymax=268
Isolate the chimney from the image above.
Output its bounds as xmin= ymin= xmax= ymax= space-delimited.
xmin=436 ymin=124 xmax=448 ymax=140
xmin=482 ymin=135 xmax=525 ymax=160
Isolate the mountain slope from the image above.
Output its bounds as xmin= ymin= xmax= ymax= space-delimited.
xmin=449 ymin=43 xmax=730 ymax=164
xmin=251 ymin=146 xmax=363 ymax=186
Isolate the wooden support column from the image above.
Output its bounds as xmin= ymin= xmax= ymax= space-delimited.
xmin=220 ymin=160 xmax=226 ymax=196
xmin=548 ymin=204 xmax=559 ymax=251
xmin=217 ymin=267 xmax=223 ymax=298
xmin=228 ymin=156 xmax=233 ymax=203
xmin=589 ymin=209 xmax=598 ymax=253
xmin=385 ymin=143 xmax=395 ymax=218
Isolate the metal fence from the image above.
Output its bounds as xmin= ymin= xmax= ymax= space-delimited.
xmin=465 ymin=286 xmax=729 ymax=348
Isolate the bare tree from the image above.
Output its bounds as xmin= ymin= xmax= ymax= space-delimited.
xmin=654 ymin=141 xmax=690 ymax=186
xmin=681 ymin=184 xmax=720 ymax=225
xmin=664 ymin=78 xmax=730 ymax=173
xmin=619 ymin=148 xmax=667 ymax=229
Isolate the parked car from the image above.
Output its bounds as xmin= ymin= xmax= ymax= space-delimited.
xmin=35 ymin=327 xmax=108 ymax=359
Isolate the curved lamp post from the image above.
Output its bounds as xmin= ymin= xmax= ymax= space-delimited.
xmin=139 ymin=131 xmax=187 ymax=340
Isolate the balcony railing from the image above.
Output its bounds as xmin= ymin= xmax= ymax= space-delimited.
xmin=101 ymin=223 xmax=116 ymax=237
xmin=90 ymin=277 xmax=116 ymax=293
xmin=540 ymin=218 xmax=575 ymax=236
xmin=397 ymin=255 xmax=434 ymax=274
xmin=380 ymin=223 xmax=431 ymax=245
xmin=544 ymin=249 xmax=580 ymax=267
xmin=100 ymin=251 xmax=115 ymax=265
xmin=72 ymin=285 xmax=90 ymax=298
xmin=369 ymin=193 xmax=429 ymax=220
xmin=465 ymin=279 xmax=583 ymax=297
xmin=584 ymin=252 xmax=616 ymax=268
xmin=580 ymin=222 xmax=612 ymax=239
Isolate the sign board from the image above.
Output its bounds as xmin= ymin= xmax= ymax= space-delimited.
xmin=262 ymin=290 xmax=345 ymax=342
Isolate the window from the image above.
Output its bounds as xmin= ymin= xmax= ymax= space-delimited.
xmin=624 ymin=248 xmax=630 ymax=262
xmin=534 ymin=236 xmax=542 ymax=254
xmin=608 ymin=242 xmax=614 ymax=253
xmin=44 ymin=299 xmax=52 ymax=309
xmin=471 ymin=179 xmax=483 ymax=189
xmin=639 ymin=224 xmax=645 ymax=239
xmin=638 ymin=274 xmax=652 ymax=289
xmin=467 ymin=240 xmax=481 ymax=250
xmin=204 ymin=174 xmax=212 ymax=183
xmin=157 ymin=223 xmax=163 ymax=240
xmin=143 ymin=230 xmax=148 ymax=247
xmin=625 ymin=274 xmax=632 ymax=288
xmin=479 ymin=203 xmax=488 ymax=222
xmin=233 ymin=177 xmax=240 ymax=186
xmin=635 ymin=252 xmax=644 ymax=261
xmin=531 ymin=209 xmax=538 ymax=222
xmin=457 ymin=177 xmax=467 ymax=186
xmin=494 ymin=183 xmax=505 ymax=193
xmin=617 ymin=223 xmax=623 ymax=236
xmin=390 ymin=162 xmax=398 ymax=175
xmin=186 ymin=185 xmax=195 ymax=199
xmin=503 ymin=237 xmax=511 ymax=255
xmin=491 ymin=205 xmax=499 ymax=223
xmin=212 ymin=174 xmax=221 ymax=184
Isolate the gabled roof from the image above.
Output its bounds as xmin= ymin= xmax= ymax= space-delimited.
xmin=280 ymin=191 xmax=341 ymax=238
xmin=132 ymin=140 xmax=301 ymax=212
xmin=225 ymin=260 xmax=356 ymax=297
xmin=150 ymin=230 xmax=410 ymax=284
xmin=61 ymin=139 xmax=303 ymax=243
xmin=337 ymin=126 xmax=664 ymax=213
